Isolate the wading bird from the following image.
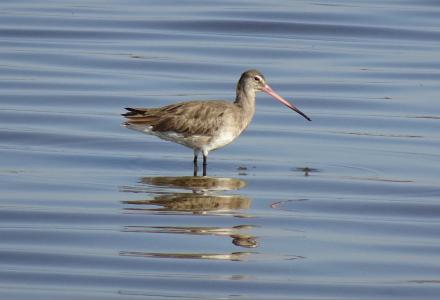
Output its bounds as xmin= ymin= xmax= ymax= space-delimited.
xmin=123 ymin=70 xmax=311 ymax=176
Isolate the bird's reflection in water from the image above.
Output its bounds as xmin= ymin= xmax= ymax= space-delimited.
xmin=124 ymin=224 xmax=258 ymax=248
xmin=121 ymin=176 xmax=251 ymax=216
xmin=120 ymin=250 xmax=252 ymax=261
xmin=120 ymin=176 xmax=258 ymax=260
xmin=122 ymin=176 xmax=247 ymax=194
xmin=142 ymin=176 xmax=247 ymax=191
xmin=123 ymin=193 xmax=250 ymax=215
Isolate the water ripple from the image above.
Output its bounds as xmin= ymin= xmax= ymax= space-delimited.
xmin=1 ymin=0 xmax=440 ymax=299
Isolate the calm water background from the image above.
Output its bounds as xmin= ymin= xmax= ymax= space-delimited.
xmin=1 ymin=0 xmax=440 ymax=299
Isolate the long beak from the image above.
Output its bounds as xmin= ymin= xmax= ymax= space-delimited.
xmin=262 ymin=84 xmax=311 ymax=121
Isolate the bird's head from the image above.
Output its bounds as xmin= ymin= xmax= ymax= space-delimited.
xmin=240 ymin=69 xmax=267 ymax=92
xmin=239 ymin=69 xmax=311 ymax=121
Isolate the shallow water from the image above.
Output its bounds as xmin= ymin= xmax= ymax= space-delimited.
xmin=1 ymin=0 xmax=440 ymax=299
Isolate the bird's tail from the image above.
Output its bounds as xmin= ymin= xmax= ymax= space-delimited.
xmin=121 ymin=107 xmax=145 ymax=117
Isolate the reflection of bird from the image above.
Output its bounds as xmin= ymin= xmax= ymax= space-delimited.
xmin=123 ymin=70 xmax=311 ymax=176
xmin=124 ymin=225 xmax=258 ymax=248
xmin=120 ymin=251 xmax=252 ymax=261
xmin=123 ymin=193 xmax=251 ymax=214
xmin=140 ymin=176 xmax=246 ymax=192
xmin=120 ymin=176 xmax=246 ymax=193
xmin=121 ymin=176 xmax=251 ymax=215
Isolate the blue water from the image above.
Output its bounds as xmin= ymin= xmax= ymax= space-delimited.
xmin=1 ymin=1 xmax=440 ymax=299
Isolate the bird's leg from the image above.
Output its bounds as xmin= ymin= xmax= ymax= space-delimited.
xmin=193 ymin=153 xmax=198 ymax=177
xmin=202 ymin=154 xmax=207 ymax=176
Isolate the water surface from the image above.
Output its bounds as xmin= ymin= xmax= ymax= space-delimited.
xmin=1 ymin=0 xmax=440 ymax=299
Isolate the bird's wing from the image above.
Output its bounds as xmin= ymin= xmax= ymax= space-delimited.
xmin=123 ymin=101 xmax=233 ymax=137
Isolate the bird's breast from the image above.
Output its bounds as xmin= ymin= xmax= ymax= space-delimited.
xmin=204 ymin=129 xmax=239 ymax=152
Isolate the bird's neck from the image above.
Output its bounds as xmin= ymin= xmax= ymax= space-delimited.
xmin=234 ymin=82 xmax=256 ymax=113
xmin=234 ymin=81 xmax=256 ymax=131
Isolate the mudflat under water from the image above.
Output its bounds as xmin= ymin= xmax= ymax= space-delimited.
xmin=1 ymin=1 xmax=440 ymax=299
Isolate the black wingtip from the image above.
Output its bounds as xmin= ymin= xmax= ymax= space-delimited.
xmin=122 ymin=107 xmax=140 ymax=117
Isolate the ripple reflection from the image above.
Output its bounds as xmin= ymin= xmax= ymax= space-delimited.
xmin=120 ymin=250 xmax=252 ymax=261
xmin=120 ymin=176 xmax=258 ymax=260
xmin=121 ymin=176 xmax=251 ymax=215
xmin=124 ymin=224 xmax=258 ymax=248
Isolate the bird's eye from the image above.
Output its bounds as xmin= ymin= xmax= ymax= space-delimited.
xmin=254 ymin=76 xmax=261 ymax=82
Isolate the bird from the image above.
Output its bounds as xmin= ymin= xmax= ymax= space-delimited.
xmin=122 ymin=69 xmax=311 ymax=176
